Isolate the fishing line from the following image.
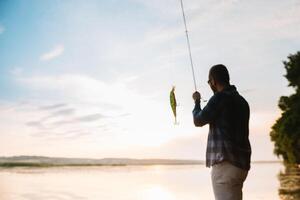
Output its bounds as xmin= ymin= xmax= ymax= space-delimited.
xmin=179 ymin=0 xmax=197 ymax=91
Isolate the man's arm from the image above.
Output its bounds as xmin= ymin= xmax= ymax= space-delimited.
xmin=192 ymin=94 xmax=220 ymax=127
xmin=193 ymin=99 xmax=205 ymax=127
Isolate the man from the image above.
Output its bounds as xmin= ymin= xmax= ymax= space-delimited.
xmin=192 ymin=64 xmax=251 ymax=200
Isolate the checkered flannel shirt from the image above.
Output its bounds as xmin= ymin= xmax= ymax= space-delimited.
xmin=193 ymin=85 xmax=251 ymax=170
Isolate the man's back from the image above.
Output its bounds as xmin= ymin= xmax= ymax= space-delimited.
xmin=193 ymin=85 xmax=251 ymax=170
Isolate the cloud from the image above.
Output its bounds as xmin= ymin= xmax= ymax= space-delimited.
xmin=3 ymin=97 xmax=109 ymax=140
xmin=40 ymin=44 xmax=64 ymax=61
xmin=39 ymin=103 xmax=68 ymax=110
xmin=26 ymin=121 xmax=45 ymax=129
xmin=16 ymin=74 xmax=150 ymax=110
xmin=40 ymin=108 xmax=76 ymax=121
xmin=24 ymin=110 xmax=108 ymax=140
xmin=13 ymin=73 xmax=181 ymax=145
xmin=52 ymin=113 xmax=106 ymax=126
xmin=49 ymin=108 xmax=75 ymax=117
xmin=75 ymin=113 xmax=106 ymax=122
xmin=10 ymin=67 xmax=24 ymax=76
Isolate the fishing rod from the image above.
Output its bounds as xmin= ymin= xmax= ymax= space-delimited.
xmin=170 ymin=0 xmax=206 ymax=125
xmin=179 ymin=0 xmax=197 ymax=91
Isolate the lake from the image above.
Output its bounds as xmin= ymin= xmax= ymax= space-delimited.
xmin=0 ymin=163 xmax=288 ymax=200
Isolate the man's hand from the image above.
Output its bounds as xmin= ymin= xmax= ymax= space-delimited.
xmin=192 ymin=91 xmax=201 ymax=101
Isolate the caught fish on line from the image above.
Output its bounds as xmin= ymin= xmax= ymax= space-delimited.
xmin=170 ymin=86 xmax=179 ymax=125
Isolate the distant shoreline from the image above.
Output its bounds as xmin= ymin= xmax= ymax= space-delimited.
xmin=0 ymin=156 xmax=282 ymax=168
xmin=0 ymin=162 xmax=202 ymax=168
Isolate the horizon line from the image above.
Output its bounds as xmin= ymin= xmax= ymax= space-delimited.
xmin=0 ymin=154 xmax=282 ymax=162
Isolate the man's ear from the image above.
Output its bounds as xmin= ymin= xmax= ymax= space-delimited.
xmin=211 ymin=78 xmax=216 ymax=86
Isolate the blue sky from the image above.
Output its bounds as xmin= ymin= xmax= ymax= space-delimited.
xmin=0 ymin=0 xmax=299 ymax=160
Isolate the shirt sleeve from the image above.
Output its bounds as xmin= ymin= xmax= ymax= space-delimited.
xmin=192 ymin=93 xmax=221 ymax=127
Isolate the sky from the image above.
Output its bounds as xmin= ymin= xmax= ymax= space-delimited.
xmin=0 ymin=0 xmax=299 ymax=161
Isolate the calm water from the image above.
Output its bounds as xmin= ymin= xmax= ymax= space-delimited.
xmin=0 ymin=163 xmax=287 ymax=200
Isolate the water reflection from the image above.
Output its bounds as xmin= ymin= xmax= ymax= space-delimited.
xmin=139 ymin=185 xmax=174 ymax=200
xmin=0 ymin=164 xmax=284 ymax=200
xmin=278 ymin=165 xmax=300 ymax=200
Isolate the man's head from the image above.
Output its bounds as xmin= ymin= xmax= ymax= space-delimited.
xmin=208 ymin=64 xmax=230 ymax=93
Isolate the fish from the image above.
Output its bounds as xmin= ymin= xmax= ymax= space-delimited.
xmin=170 ymin=86 xmax=178 ymax=124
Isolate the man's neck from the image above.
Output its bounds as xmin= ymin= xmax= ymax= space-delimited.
xmin=216 ymin=84 xmax=230 ymax=92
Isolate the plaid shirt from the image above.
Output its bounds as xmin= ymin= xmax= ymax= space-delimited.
xmin=193 ymin=85 xmax=251 ymax=170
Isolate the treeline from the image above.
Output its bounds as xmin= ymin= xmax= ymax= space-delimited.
xmin=270 ymin=51 xmax=300 ymax=165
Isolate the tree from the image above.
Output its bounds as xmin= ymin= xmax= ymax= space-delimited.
xmin=270 ymin=51 xmax=300 ymax=164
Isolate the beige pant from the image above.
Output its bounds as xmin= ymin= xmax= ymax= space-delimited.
xmin=211 ymin=161 xmax=248 ymax=200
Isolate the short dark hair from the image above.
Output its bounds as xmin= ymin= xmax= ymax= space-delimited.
xmin=209 ymin=64 xmax=230 ymax=85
